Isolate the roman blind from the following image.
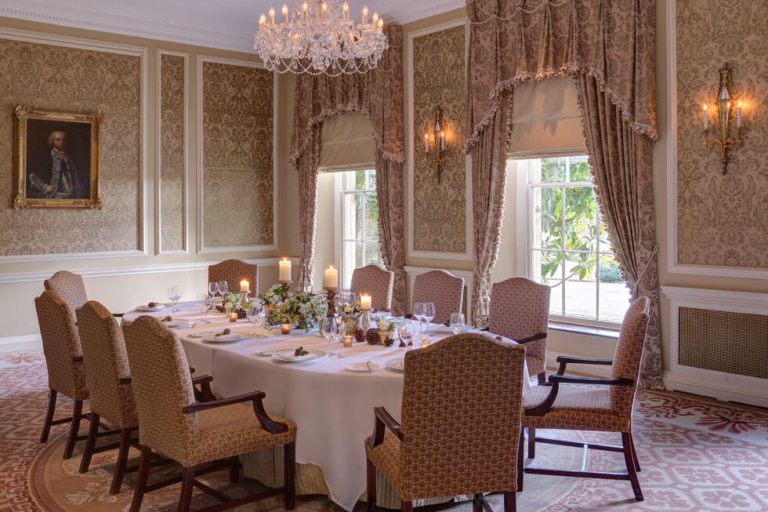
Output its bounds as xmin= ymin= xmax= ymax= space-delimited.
xmin=319 ymin=112 xmax=376 ymax=171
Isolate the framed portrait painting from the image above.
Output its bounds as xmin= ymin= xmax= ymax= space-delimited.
xmin=13 ymin=106 xmax=103 ymax=209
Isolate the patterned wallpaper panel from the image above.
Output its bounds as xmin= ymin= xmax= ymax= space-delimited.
xmin=676 ymin=1 xmax=768 ymax=268
xmin=202 ymin=61 xmax=274 ymax=248
xmin=0 ymin=39 xmax=141 ymax=255
xmin=160 ymin=54 xmax=185 ymax=252
xmin=412 ymin=25 xmax=467 ymax=254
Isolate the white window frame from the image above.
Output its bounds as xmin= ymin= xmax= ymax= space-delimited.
xmin=514 ymin=157 xmax=626 ymax=328
xmin=335 ymin=169 xmax=379 ymax=289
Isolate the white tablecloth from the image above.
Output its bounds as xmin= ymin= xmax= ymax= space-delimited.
xmin=124 ymin=302 xmax=531 ymax=510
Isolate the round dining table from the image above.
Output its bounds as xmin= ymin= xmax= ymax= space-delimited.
xmin=124 ymin=301 xmax=531 ymax=511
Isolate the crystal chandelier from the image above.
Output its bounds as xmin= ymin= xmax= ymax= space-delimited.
xmin=254 ymin=0 xmax=389 ymax=76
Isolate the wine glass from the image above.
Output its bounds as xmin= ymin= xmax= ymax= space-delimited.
xmin=413 ymin=302 xmax=425 ymax=336
xmin=449 ymin=312 xmax=466 ymax=335
xmin=423 ymin=303 xmax=436 ymax=336
xmin=196 ymin=292 xmax=210 ymax=318
xmin=322 ymin=317 xmax=337 ymax=357
xmin=208 ymin=282 xmax=219 ymax=301
xmin=246 ymin=302 xmax=262 ymax=327
xmin=167 ymin=285 xmax=182 ymax=312
xmin=217 ymin=281 xmax=229 ymax=296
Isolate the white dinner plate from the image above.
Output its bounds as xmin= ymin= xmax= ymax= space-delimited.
xmin=271 ymin=349 xmax=327 ymax=363
xmin=161 ymin=320 xmax=190 ymax=328
xmin=345 ymin=361 xmax=380 ymax=372
xmin=135 ymin=303 xmax=165 ymax=312
xmin=202 ymin=333 xmax=248 ymax=343
xmin=385 ymin=358 xmax=405 ymax=372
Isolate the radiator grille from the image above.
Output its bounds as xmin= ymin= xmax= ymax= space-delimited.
xmin=679 ymin=307 xmax=768 ymax=379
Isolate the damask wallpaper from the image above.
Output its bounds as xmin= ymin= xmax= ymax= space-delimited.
xmin=202 ymin=61 xmax=274 ymax=248
xmin=0 ymin=39 xmax=141 ymax=255
xmin=676 ymin=1 xmax=768 ymax=268
xmin=160 ymin=54 xmax=185 ymax=252
xmin=412 ymin=25 xmax=466 ymax=254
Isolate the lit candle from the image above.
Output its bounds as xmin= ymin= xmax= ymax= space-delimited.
xmin=229 ymin=312 xmax=238 ymax=323
xmin=258 ymin=13 xmax=266 ymax=30
xmin=424 ymin=133 xmax=429 ymax=152
xmin=362 ymin=5 xmax=368 ymax=24
xmin=281 ymin=323 xmax=291 ymax=335
xmin=377 ymin=18 xmax=383 ymax=32
xmin=737 ymin=100 xmax=742 ymax=128
xmin=440 ymin=130 xmax=446 ymax=150
xmin=279 ymin=258 xmax=292 ymax=282
xmin=360 ymin=294 xmax=372 ymax=311
xmin=342 ymin=1 xmax=349 ymax=20
xmin=324 ymin=266 xmax=338 ymax=289
xmin=703 ymin=104 xmax=708 ymax=130
xmin=372 ymin=12 xmax=379 ymax=26
xmin=281 ymin=4 xmax=288 ymax=21
xmin=342 ymin=335 xmax=353 ymax=348
xmin=321 ymin=2 xmax=328 ymax=19
xmin=302 ymin=2 xmax=308 ymax=20
xmin=268 ymin=7 xmax=276 ymax=24
xmin=240 ymin=279 xmax=249 ymax=293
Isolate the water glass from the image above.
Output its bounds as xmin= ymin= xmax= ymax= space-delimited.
xmin=423 ymin=303 xmax=435 ymax=335
xmin=449 ymin=312 xmax=466 ymax=335
xmin=167 ymin=285 xmax=182 ymax=311
xmin=246 ymin=303 xmax=262 ymax=326
xmin=322 ymin=317 xmax=338 ymax=357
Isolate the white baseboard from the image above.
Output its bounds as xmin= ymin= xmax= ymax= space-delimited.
xmin=0 ymin=334 xmax=42 ymax=353
xmin=664 ymin=369 xmax=768 ymax=408
xmin=546 ymin=350 xmax=612 ymax=378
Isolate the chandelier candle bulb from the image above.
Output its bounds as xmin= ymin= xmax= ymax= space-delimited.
xmin=362 ymin=5 xmax=368 ymax=23
xmin=342 ymin=1 xmax=349 ymax=20
xmin=282 ymin=4 xmax=288 ymax=21
xmin=259 ymin=13 xmax=266 ymax=30
xmin=372 ymin=12 xmax=378 ymax=26
xmin=377 ymin=18 xmax=383 ymax=31
xmin=269 ymin=7 xmax=276 ymax=24
xmin=279 ymin=258 xmax=292 ymax=283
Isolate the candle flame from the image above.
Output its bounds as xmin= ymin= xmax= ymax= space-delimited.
xmin=703 ymin=104 xmax=707 ymax=111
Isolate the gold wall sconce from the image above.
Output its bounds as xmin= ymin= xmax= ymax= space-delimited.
xmin=702 ymin=62 xmax=751 ymax=174
xmin=423 ymin=106 xmax=447 ymax=183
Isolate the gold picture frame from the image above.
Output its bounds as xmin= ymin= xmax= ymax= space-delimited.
xmin=13 ymin=106 xmax=103 ymax=209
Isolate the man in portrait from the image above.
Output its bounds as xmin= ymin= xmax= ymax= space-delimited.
xmin=28 ymin=130 xmax=81 ymax=199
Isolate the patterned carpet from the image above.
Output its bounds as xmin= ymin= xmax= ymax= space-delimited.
xmin=2 ymin=351 xmax=768 ymax=512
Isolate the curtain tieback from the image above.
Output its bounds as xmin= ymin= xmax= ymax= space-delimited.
xmin=630 ymin=244 xmax=658 ymax=298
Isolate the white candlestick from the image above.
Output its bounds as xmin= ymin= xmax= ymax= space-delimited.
xmin=324 ymin=266 xmax=338 ymax=289
xmin=279 ymin=258 xmax=292 ymax=282
xmin=360 ymin=294 xmax=372 ymax=311
xmin=240 ymin=279 xmax=249 ymax=293
xmin=703 ymin=104 xmax=708 ymax=130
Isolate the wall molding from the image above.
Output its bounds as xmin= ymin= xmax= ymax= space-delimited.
xmin=405 ymin=18 xmax=473 ymax=262
xmin=195 ymin=55 xmax=279 ymax=254
xmin=661 ymin=285 xmax=768 ymax=407
xmin=663 ymin=2 xmax=768 ymax=279
xmin=0 ymin=26 xmax=150 ymax=261
xmin=156 ymin=50 xmax=190 ymax=255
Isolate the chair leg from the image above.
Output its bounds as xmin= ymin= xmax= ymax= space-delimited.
xmin=228 ymin=456 xmax=240 ymax=483
xmin=366 ymin=458 xmax=377 ymax=512
xmin=517 ymin=428 xmax=524 ymax=492
xmin=283 ymin=442 xmax=296 ymax=510
xmin=110 ymin=427 xmax=132 ymax=494
xmin=503 ymin=491 xmax=517 ymax=512
xmin=78 ymin=412 xmax=100 ymax=473
xmin=537 ymin=372 xmax=547 ymax=386
xmin=401 ymin=500 xmax=413 ymax=512
xmin=622 ymin=432 xmax=644 ymax=501
xmin=130 ymin=446 xmax=152 ymax=512
xmin=63 ymin=399 xmax=84 ymax=460
xmin=527 ymin=427 xmax=536 ymax=459
xmin=40 ymin=389 xmax=58 ymax=443
xmin=472 ymin=493 xmax=483 ymax=512
xmin=178 ymin=467 xmax=195 ymax=512
xmin=629 ymin=433 xmax=641 ymax=472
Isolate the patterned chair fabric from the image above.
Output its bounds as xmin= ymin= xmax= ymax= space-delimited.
xmin=523 ymin=297 xmax=650 ymax=432
xmin=208 ymin=259 xmax=258 ymax=295
xmin=34 ymin=290 xmax=88 ymax=400
xmin=351 ymin=265 xmax=394 ymax=311
xmin=366 ymin=333 xmax=525 ymax=501
xmin=76 ymin=301 xmax=138 ymax=429
xmin=489 ymin=277 xmax=551 ymax=379
xmin=123 ymin=316 xmax=295 ymax=467
xmin=411 ymin=270 xmax=464 ymax=324
xmin=44 ymin=271 xmax=88 ymax=313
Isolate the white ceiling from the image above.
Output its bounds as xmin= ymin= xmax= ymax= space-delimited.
xmin=0 ymin=0 xmax=463 ymax=52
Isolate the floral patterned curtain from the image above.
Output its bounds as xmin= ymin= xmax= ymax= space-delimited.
xmin=290 ymin=25 xmax=406 ymax=312
xmin=466 ymin=0 xmax=662 ymax=388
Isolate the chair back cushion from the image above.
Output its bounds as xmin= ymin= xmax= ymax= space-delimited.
xmin=77 ymin=301 xmax=137 ymax=428
xmin=400 ymin=334 xmax=525 ymax=498
xmin=610 ymin=296 xmax=650 ymax=416
xmin=34 ymin=290 xmax=87 ymax=399
xmin=44 ymin=271 xmax=88 ymax=312
xmin=208 ymin=259 xmax=258 ymax=295
xmin=412 ymin=270 xmax=464 ymax=324
xmin=350 ymin=265 xmax=394 ymax=311
xmin=123 ymin=316 xmax=199 ymax=460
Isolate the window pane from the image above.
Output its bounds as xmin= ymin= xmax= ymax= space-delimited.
xmin=563 ymin=252 xmax=597 ymax=320
xmin=548 ymin=279 xmax=563 ymax=317
xmin=366 ymin=169 xmax=377 ymax=190
xmin=598 ymin=253 xmax=630 ymax=323
xmin=541 ymin=157 xmax=566 ymax=182
xmin=354 ymin=170 xmax=367 ymax=190
xmin=365 ymin=242 xmax=381 ymax=266
xmin=537 ymin=250 xmax=564 ymax=284
xmin=598 ymin=221 xmax=614 ymax=253
xmin=365 ymin=193 xmax=378 ymax=241
xmin=533 ymin=187 xmax=562 ymax=250
xmin=342 ymin=241 xmax=356 ymax=288
xmin=568 ymin=156 xmax=592 ymax=182
xmin=564 ymin=186 xmax=597 ymax=252
xmin=342 ymin=194 xmax=357 ymax=240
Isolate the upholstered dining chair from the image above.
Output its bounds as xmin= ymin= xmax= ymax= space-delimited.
xmin=44 ymin=270 xmax=88 ymax=312
xmin=34 ymin=290 xmax=90 ymax=459
xmin=489 ymin=277 xmax=551 ymax=384
xmin=124 ymin=316 xmax=296 ymax=512
xmin=411 ymin=270 xmax=464 ymax=324
xmin=208 ymin=259 xmax=258 ymax=295
xmin=351 ymin=265 xmax=394 ymax=311
xmin=365 ymin=333 xmax=526 ymax=512
xmin=521 ymin=296 xmax=650 ymax=502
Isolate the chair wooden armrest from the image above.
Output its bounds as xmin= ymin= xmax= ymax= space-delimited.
xmin=191 ymin=374 xmax=216 ymax=402
xmin=112 ymin=313 xmax=124 ymax=318
xmin=525 ymin=375 xmax=634 ymax=417
xmin=556 ymin=355 xmax=613 ymax=375
xmin=513 ymin=332 xmax=547 ymax=344
xmin=182 ymin=391 xmax=288 ymax=434
xmin=73 ymin=355 xmax=84 ymax=363
xmin=368 ymin=406 xmax=403 ymax=448
xmin=119 ymin=376 xmax=132 ymax=385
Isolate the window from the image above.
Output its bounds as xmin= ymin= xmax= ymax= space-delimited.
xmin=339 ymin=169 xmax=381 ymax=288
xmin=524 ymin=155 xmax=630 ymax=325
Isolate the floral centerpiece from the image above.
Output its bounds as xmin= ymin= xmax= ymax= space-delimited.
xmin=259 ymin=284 xmax=287 ymax=307
xmin=265 ymin=290 xmax=327 ymax=331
